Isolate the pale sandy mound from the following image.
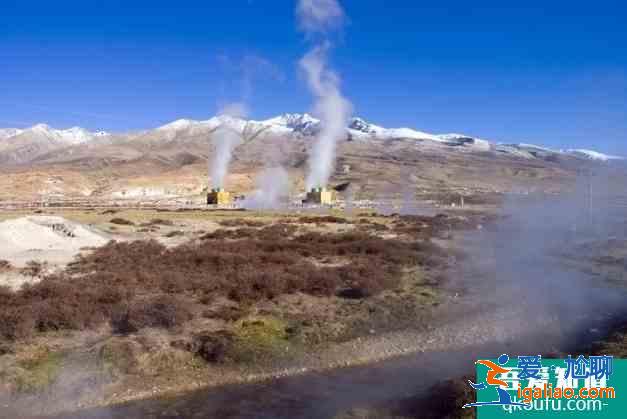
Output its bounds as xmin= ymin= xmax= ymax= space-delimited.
xmin=0 ymin=216 xmax=109 ymax=267
xmin=0 ymin=271 xmax=40 ymax=291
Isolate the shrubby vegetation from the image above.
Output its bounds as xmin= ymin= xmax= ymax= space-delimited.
xmin=0 ymin=216 xmax=453 ymax=342
xmin=109 ymin=217 xmax=135 ymax=226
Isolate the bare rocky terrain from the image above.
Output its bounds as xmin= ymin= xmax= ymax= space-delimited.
xmin=0 ymin=115 xmax=600 ymax=205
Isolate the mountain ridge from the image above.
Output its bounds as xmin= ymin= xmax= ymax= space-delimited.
xmin=0 ymin=114 xmax=622 ymax=164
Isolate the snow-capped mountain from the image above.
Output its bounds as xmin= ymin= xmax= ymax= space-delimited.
xmin=32 ymin=125 xmax=98 ymax=145
xmin=0 ymin=128 xmax=24 ymax=140
xmin=348 ymin=117 xmax=441 ymax=142
xmin=144 ymin=113 xmax=624 ymax=162
xmin=0 ymin=115 xmax=622 ymax=164
xmin=156 ymin=113 xmax=320 ymax=139
xmin=158 ymin=113 xmax=324 ymax=137
xmin=564 ymin=149 xmax=624 ymax=162
xmin=0 ymin=124 xmax=111 ymax=165
xmin=495 ymin=143 xmax=624 ymax=162
xmin=0 ymin=124 xmax=110 ymax=145
xmin=517 ymin=143 xmax=557 ymax=153
xmin=156 ymin=113 xmax=484 ymax=146
xmin=261 ymin=113 xmax=321 ymax=136
xmin=434 ymin=133 xmax=492 ymax=151
xmin=157 ymin=115 xmax=263 ymax=135
xmin=157 ymin=119 xmax=198 ymax=131
xmin=495 ymin=143 xmax=560 ymax=160
xmin=347 ymin=119 xmax=490 ymax=151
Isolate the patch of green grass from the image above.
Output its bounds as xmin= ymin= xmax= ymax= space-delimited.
xmin=413 ymin=286 xmax=440 ymax=305
xmin=99 ymin=338 xmax=140 ymax=379
xmin=9 ymin=346 xmax=63 ymax=393
xmin=397 ymin=268 xmax=441 ymax=306
xmin=229 ymin=316 xmax=294 ymax=364
xmin=139 ymin=349 xmax=205 ymax=377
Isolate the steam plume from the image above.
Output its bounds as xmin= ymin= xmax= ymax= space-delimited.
xmin=297 ymin=0 xmax=352 ymax=190
xmin=210 ymin=104 xmax=246 ymax=189
xmin=210 ymin=127 xmax=240 ymax=189
xmin=243 ymin=167 xmax=290 ymax=209
xmin=218 ymin=102 xmax=249 ymax=119
xmin=296 ymin=0 xmax=345 ymax=34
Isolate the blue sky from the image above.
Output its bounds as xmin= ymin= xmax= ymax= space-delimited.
xmin=1 ymin=0 xmax=626 ymax=154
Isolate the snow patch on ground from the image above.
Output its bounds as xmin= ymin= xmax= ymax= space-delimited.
xmin=0 ymin=216 xmax=109 ymax=267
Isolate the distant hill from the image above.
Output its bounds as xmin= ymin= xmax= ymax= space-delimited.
xmin=0 ymin=114 xmax=620 ymax=202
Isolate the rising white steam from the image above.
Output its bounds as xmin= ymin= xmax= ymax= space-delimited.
xmin=300 ymin=45 xmax=351 ymax=189
xmin=218 ymin=102 xmax=249 ymax=119
xmin=243 ymin=167 xmax=290 ymax=209
xmin=296 ymin=0 xmax=345 ymax=34
xmin=210 ymin=127 xmax=241 ymax=188
xmin=297 ymin=0 xmax=352 ymax=190
xmin=210 ymin=104 xmax=246 ymax=189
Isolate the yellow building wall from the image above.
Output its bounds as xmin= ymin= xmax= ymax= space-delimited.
xmin=305 ymin=188 xmax=335 ymax=204
xmin=207 ymin=189 xmax=232 ymax=205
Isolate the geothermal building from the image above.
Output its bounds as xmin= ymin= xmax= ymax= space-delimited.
xmin=207 ymin=188 xmax=232 ymax=205
xmin=304 ymin=187 xmax=335 ymax=205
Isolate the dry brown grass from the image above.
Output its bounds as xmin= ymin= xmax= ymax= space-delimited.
xmin=390 ymin=213 xmax=487 ymax=239
xmin=218 ymin=218 xmax=266 ymax=228
xmin=109 ymin=217 xmax=135 ymax=226
xmin=0 ymin=216 xmax=452 ymax=342
xmin=0 ymin=259 xmax=12 ymax=271
xmin=19 ymin=260 xmax=46 ymax=277
xmin=291 ymin=215 xmax=350 ymax=224
xmin=140 ymin=218 xmax=175 ymax=227
xmin=110 ymin=294 xmax=193 ymax=334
